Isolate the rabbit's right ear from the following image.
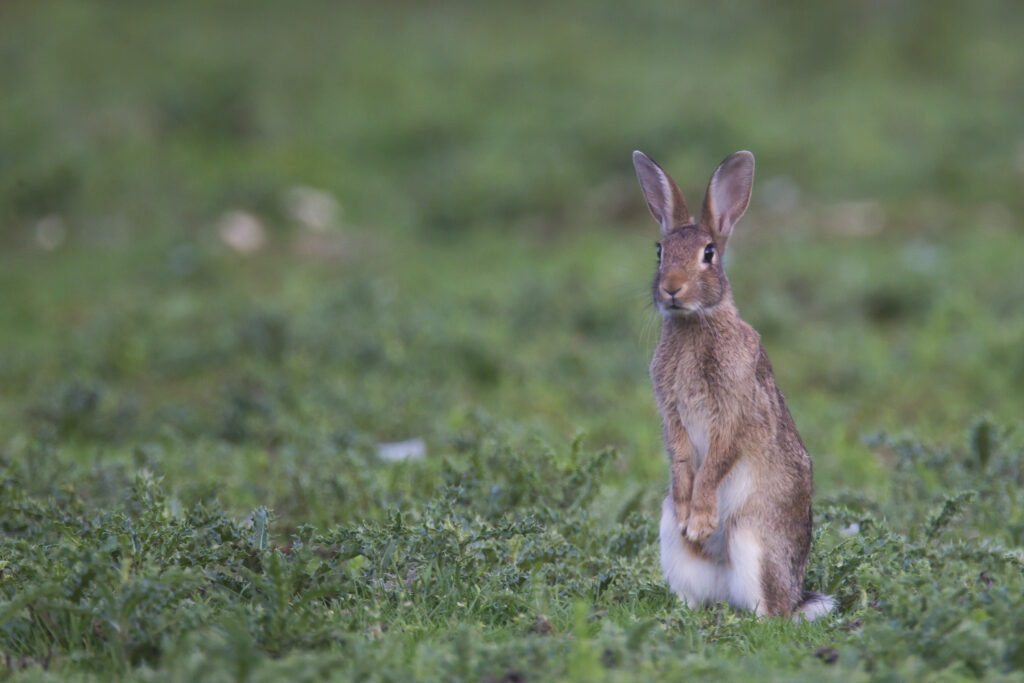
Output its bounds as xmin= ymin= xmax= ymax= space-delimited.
xmin=633 ymin=151 xmax=692 ymax=235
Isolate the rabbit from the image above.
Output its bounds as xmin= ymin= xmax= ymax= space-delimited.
xmin=632 ymin=150 xmax=834 ymax=621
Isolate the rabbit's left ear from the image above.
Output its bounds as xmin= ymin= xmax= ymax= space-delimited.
xmin=701 ymin=151 xmax=754 ymax=251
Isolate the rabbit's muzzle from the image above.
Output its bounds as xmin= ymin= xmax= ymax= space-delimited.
xmin=656 ymin=276 xmax=696 ymax=314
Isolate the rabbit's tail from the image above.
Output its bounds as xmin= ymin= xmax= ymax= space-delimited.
xmin=793 ymin=591 xmax=835 ymax=622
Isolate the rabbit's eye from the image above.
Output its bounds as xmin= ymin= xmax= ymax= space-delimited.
xmin=656 ymin=243 xmax=662 ymax=260
xmin=703 ymin=244 xmax=714 ymax=264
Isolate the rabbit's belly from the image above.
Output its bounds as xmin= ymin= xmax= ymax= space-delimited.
xmin=698 ymin=460 xmax=755 ymax=562
xmin=678 ymin=406 xmax=754 ymax=521
xmin=717 ymin=458 xmax=754 ymax=521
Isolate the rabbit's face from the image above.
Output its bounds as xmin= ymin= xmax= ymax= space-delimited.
xmin=653 ymin=224 xmax=728 ymax=317
xmin=634 ymin=150 xmax=753 ymax=317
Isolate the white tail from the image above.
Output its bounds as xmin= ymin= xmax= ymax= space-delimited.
xmin=793 ymin=591 xmax=835 ymax=622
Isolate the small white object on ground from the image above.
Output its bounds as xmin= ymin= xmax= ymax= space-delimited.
xmin=284 ymin=186 xmax=340 ymax=232
xmin=34 ymin=214 xmax=67 ymax=250
xmin=218 ymin=210 xmax=265 ymax=253
xmin=377 ymin=438 xmax=426 ymax=462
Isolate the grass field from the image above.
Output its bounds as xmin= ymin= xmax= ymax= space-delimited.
xmin=2 ymin=0 xmax=1024 ymax=680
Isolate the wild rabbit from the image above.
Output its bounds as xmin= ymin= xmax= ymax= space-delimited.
xmin=633 ymin=150 xmax=833 ymax=620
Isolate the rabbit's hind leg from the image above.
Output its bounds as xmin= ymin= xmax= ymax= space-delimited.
xmin=728 ymin=523 xmax=810 ymax=617
xmin=726 ymin=525 xmax=767 ymax=616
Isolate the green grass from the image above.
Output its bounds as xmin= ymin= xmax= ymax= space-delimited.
xmin=2 ymin=0 xmax=1024 ymax=679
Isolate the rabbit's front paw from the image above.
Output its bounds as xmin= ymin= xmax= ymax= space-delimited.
xmin=685 ymin=504 xmax=718 ymax=543
xmin=673 ymin=499 xmax=691 ymax=533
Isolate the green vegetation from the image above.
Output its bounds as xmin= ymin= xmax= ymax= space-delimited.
xmin=2 ymin=0 xmax=1024 ymax=679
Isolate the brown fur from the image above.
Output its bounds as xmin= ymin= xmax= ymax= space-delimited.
xmin=634 ymin=150 xmax=826 ymax=618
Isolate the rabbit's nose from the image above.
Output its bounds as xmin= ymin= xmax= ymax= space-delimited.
xmin=662 ymin=283 xmax=683 ymax=297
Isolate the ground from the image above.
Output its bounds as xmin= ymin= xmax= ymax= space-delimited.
xmin=2 ymin=1 xmax=1024 ymax=680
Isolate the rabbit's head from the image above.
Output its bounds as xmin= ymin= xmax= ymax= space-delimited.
xmin=633 ymin=151 xmax=754 ymax=317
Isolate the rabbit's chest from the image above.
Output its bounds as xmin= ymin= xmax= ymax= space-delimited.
xmin=676 ymin=397 xmax=711 ymax=469
xmin=669 ymin=357 xmax=748 ymax=469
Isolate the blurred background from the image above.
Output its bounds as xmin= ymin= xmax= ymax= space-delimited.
xmin=1 ymin=0 xmax=1023 ymax=519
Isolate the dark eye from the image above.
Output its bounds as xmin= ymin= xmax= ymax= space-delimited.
xmin=703 ymin=243 xmax=714 ymax=264
xmin=656 ymin=242 xmax=662 ymax=260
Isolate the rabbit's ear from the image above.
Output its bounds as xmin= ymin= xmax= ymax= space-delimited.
xmin=701 ymin=151 xmax=754 ymax=251
xmin=633 ymin=151 xmax=692 ymax=235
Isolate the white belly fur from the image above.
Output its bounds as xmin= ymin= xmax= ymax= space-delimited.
xmin=659 ymin=495 xmax=728 ymax=606
xmin=717 ymin=457 xmax=755 ymax=520
xmin=659 ymin=452 xmax=761 ymax=611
